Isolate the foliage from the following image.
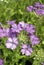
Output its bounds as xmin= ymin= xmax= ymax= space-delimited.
xmin=0 ymin=0 xmax=44 ymax=65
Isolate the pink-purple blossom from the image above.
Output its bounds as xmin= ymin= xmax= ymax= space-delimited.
xmin=27 ymin=6 xmax=34 ymax=12
xmin=30 ymin=34 xmax=40 ymax=46
xmin=35 ymin=2 xmax=44 ymax=8
xmin=27 ymin=2 xmax=44 ymax=15
xmin=34 ymin=2 xmax=41 ymax=8
xmin=6 ymin=37 xmax=18 ymax=50
xmin=0 ymin=59 xmax=4 ymax=65
xmin=21 ymin=44 xmax=33 ymax=56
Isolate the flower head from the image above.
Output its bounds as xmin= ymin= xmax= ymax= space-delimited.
xmin=7 ymin=20 xmax=15 ymax=25
xmin=25 ymin=24 xmax=35 ymax=34
xmin=27 ymin=2 xmax=44 ymax=15
xmin=35 ymin=9 xmax=44 ymax=15
xmin=35 ymin=2 xmax=41 ymax=8
xmin=21 ymin=44 xmax=33 ymax=56
xmin=6 ymin=37 xmax=18 ymax=50
xmin=27 ymin=6 xmax=34 ymax=12
xmin=30 ymin=34 xmax=40 ymax=46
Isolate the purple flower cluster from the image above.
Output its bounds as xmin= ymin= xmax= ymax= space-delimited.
xmin=18 ymin=21 xmax=35 ymax=34
xmin=0 ymin=59 xmax=4 ymax=65
xmin=27 ymin=2 xmax=44 ymax=15
xmin=0 ymin=21 xmax=40 ymax=56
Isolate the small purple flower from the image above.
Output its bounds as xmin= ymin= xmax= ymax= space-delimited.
xmin=6 ymin=28 xmax=17 ymax=37
xmin=21 ymin=44 xmax=33 ymax=56
xmin=18 ymin=21 xmax=26 ymax=30
xmin=35 ymin=9 xmax=44 ymax=15
xmin=41 ymin=5 xmax=44 ymax=8
xmin=27 ymin=2 xmax=44 ymax=15
xmin=35 ymin=2 xmax=44 ymax=9
xmin=0 ymin=59 xmax=4 ymax=65
xmin=11 ymin=24 xmax=20 ymax=33
xmin=30 ymin=34 xmax=40 ymax=46
xmin=0 ymin=23 xmax=6 ymax=38
xmin=35 ymin=9 xmax=42 ymax=15
xmin=35 ymin=2 xmax=41 ymax=8
xmin=25 ymin=24 xmax=35 ymax=34
xmin=27 ymin=6 xmax=34 ymax=12
xmin=7 ymin=21 xmax=20 ymax=34
xmin=41 ymin=10 xmax=44 ymax=15
xmin=0 ymin=28 xmax=6 ymax=38
xmin=6 ymin=37 xmax=18 ymax=50
xmin=7 ymin=20 xmax=15 ymax=25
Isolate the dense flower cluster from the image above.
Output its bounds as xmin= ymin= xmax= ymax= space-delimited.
xmin=0 ymin=59 xmax=4 ymax=65
xmin=27 ymin=2 xmax=44 ymax=15
xmin=0 ymin=21 xmax=40 ymax=56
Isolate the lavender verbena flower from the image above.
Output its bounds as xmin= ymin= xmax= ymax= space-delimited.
xmin=18 ymin=21 xmax=35 ymax=34
xmin=5 ymin=21 xmax=40 ymax=51
xmin=0 ymin=59 xmax=4 ymax=65
xmin=6 ymin=37 xmax=18 ymax=50
xmin=35 ymin=9 xmax=42 ymax=15
xmin=35 ymin=2 xmax=41 ymax=8
xmin=0 ymin=23 xmax=6 ymax=38
xmin=7 ymin=20 xmax=15 ymax=25
xmin=30 ymin=34 xmax=40 ymax=46
xmin=18 ymin=21 xmax=26 ymax=30
xmin=27 ymin=2 xmax=44 ymax=15
xmin=41 ymin=10 xmax=44 ymax=15
xmin=35 ymin=9 xmax=44 ymax=15
xmin=25 ymin=24 xmax=35 ymax=34
xmin=27 ymin=6 xmax=34 ymax=12
xmin=7 ymin=21 xmax=20 ymax=34
xmin=6 ymin=21 xmax=20 ymax=37
xmin=0 ymin=28 xmax=6 ymax=38
xmin=21 ymin=44 xmax=33 ymax=56
xmin=11 ymin=24 xmax=20 ymax=33
xmin=6 ymin=28 xmax=18 ymax=38
xmin=41 ymin=5 xmax=44 ymax=8
xmin=35 ymin=2 xmax=44 ymax=9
